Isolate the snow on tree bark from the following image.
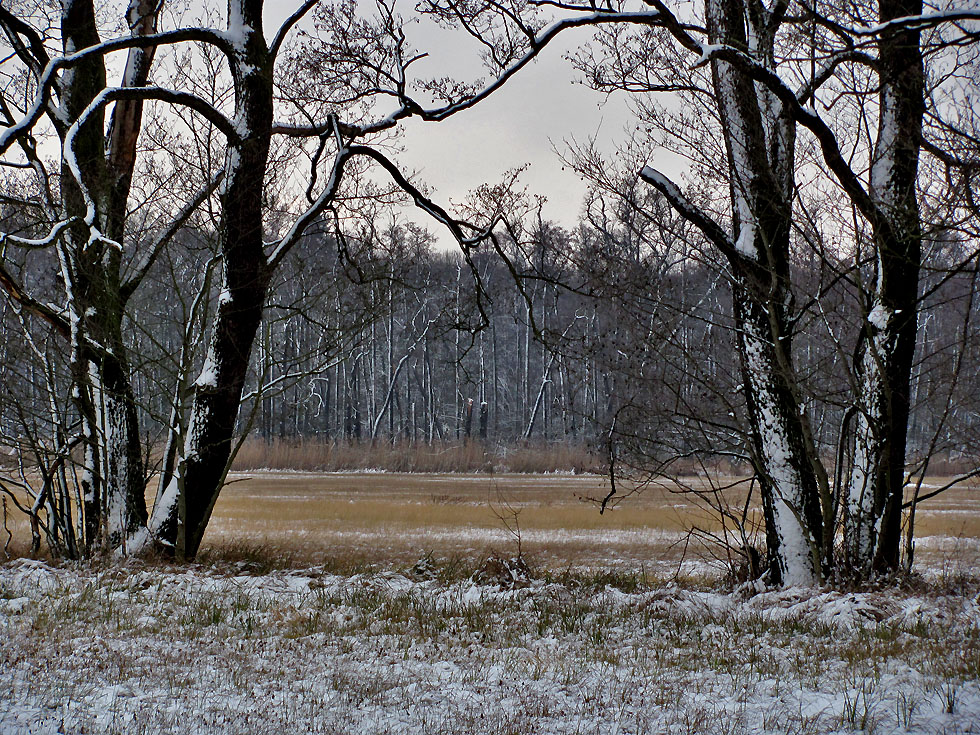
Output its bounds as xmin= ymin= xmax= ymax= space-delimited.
xmin=60 ymin=0 xmax=158 ymax=552
xmin=702 ymin=0 xmax=824 ymax=584
xmin=151 ymin=0 xmax=275 ymax=559
xmin=843 ymin=0 xmax=925 ymax=576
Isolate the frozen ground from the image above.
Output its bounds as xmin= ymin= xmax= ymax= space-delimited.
xmin=1 ymin=558 xmax=979 ymax=734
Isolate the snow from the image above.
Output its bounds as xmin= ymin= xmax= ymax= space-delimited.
xmin=872 ymin=86 xmax=900 ymax=203
xmin=693 ymin=43 xmax=726 ymax=68
xmin=223 ymin=2 xmax=253 ymax=49
xmin=846 ymin=315 xmax=896 ymax=566
xmin=2 ymin=560 xmax=979 ymax=734
xmin=220 ymin=148 xmax=242 ymax=195
xmin=195 ymin=354 xmax=218 ymax=388
xmin=122 ymin=526 xmax=151 ymax=556
xmin=868 ymin=301 xmax=892 ymax=331
xmin=859 ymin=9 xmax=980 ymax=35
xmin=739 ymin=314 xmax=818 ymax=585
xmin=148 ymin=476 xmax=179 ymax=536
xmin=734 ymin=218 xmax=758 ymax=258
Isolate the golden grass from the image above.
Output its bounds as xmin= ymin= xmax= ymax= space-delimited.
xmin=201 ymin=472 xmax=695 ymax=568
xmin=200 ymin=473 xmax=980 ymax=571
xmin=4 ymin=469 xmax=978 ymax=574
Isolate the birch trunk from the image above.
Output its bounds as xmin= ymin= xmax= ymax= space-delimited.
xmin=844 ymin=0 xmax=924 ymax=576
xmin=704 ymin=0 xmax=826 ymax=583
xmin=52 ymin=0 xmax=155 ymax=552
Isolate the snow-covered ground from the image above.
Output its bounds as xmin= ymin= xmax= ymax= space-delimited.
xmin=2 ymin=558 xmax=979 ymax=734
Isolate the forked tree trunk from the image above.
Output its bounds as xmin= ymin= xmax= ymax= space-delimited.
xmin=20 ymin=0 xmax=162 ymax=554
xmin=705 ymin=0 xmax=825 ymax=584
xmin=57 ymin=0 xmax=154 ymax=551
xmin=642 ymin=0 xmax=831 ymax=584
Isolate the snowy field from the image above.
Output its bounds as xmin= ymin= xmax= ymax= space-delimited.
xmin=2 ymin=558 xmax=979 ymax=735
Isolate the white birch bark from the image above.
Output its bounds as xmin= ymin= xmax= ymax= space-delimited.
xmin=705 ymin=0 xmax=821 ymax=584
xmin=843 ymin=0 xmax=924 ymax=575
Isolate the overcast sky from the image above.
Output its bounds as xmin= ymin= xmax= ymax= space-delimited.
xmin=267 ymin=3 xmax=636 ymax=243
xmin=394 ymin=19 xmax=634 ymax=238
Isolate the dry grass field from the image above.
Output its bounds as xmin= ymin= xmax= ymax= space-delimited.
xmin=4 ymin=471 xmax=980 ymax=575
xmin=199 ymin=472 xmax=980 ymax=575
xmin=201 ymin=472 xmax=696 ymax=572
xmin=4 ymin=472 xmax=980 ymax=734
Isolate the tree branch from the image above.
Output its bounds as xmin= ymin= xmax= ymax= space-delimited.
xmin=270 ymin=0 xmax=320 ymax=59
xmin=0 ymin=27 xmax=235 ymax=157
xmin=0 ymin=261 xmax=70 ymax=338
xmin=639 ymin=165 xmax=735 ymax=254
xmin=121 ymin=171 xmax=225 ymax=302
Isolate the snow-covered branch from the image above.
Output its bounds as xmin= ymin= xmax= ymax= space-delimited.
xmin=0 ymin=27 xmax=235 ymax=157
xmin=844 ymin=8 xmax=980 ymax=36
xmin=638 ymin=166 xmax=734 ymax=255
xmin=0 ymin=218 xmax=77 ymax=251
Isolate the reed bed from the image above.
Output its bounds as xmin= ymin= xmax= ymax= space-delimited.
xmin=231 ymin=438 xmax=605 ymax=474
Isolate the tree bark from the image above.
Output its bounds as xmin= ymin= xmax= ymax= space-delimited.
xmin=151 ymin=0 xmax=274 ymax=559
xmin=844 ymin=0 xmax=924 ymax=576
xmin=704 ymin=0 xmax=826 ymax=583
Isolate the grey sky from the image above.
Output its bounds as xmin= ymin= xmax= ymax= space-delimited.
xmin=394 ymin=18 xmax=634 ymax=238
xmin=262 ymin=0 xmax=636 ymax=243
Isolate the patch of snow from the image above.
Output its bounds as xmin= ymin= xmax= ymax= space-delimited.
xmin=195 ymin=354 xmax=218 ymax=388
xmin=148 ymin=477 xmax=179 ymax=535
xmin=1 ymin=597 xmax=29 ymax=614
xmin=121 ymin=526 xmax=151 ymax=556
xmin=868 ymin=301 xmax=891 ymax=331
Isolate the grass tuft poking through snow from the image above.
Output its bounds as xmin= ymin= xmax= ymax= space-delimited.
xmin=1 ymin=558 xmax=979 ymax=734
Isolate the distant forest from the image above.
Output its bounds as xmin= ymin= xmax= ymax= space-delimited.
xmin=246 ymin=216 xmax=980 ymax=475
xmin=10 ymin=192 xmax=968 ymax=470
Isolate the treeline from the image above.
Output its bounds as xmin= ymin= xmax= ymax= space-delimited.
xmin=0 ymin=210 xmax=971 ymax=469
xmin=140 ymin=201 xmax=980 ymax=477
xmin=4 ymin=199 xmax=978 ymax=479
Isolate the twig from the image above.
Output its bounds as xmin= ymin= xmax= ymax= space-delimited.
xmin=2 ymin=496 xmax=10 ymax=558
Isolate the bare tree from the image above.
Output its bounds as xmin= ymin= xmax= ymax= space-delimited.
xmin=0 ymin=0 xmax=178 ymax=552
xmin=419 ymin=0 xmax=980 ymax=582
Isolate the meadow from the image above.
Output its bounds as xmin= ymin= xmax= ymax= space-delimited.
xmin=2 ymin=471 xmax=980 ymax=734
xmin=198 ymin=471 xmax=980 ymax=577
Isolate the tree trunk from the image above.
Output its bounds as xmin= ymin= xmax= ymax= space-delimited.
xmin=150 ymin=0 xmax=274 ymax=559
xmin=706 ymin=0 xmax=827 ymax=583
xmin=843 ymin=0 xmax=924 ymax=576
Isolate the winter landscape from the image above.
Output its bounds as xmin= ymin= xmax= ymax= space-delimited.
xmin=2 ymin=472 xmax=980 ymax=734
xmin=2 ymin=0 xmax=980 ymax=732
